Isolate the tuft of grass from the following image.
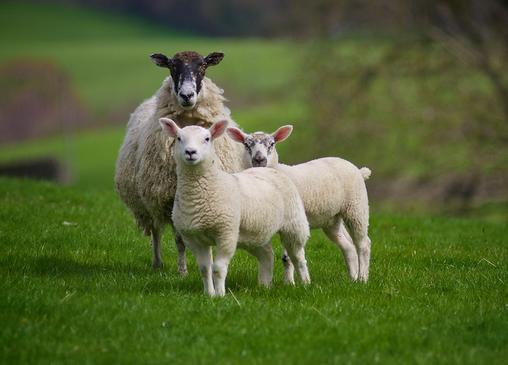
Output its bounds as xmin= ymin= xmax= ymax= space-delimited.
xmin=0 ymin=177 xmax=507 ymax=364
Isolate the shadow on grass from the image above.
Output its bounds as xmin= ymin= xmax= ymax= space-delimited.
xmin=27 ymin=255 xmax=150 ymax=277
xmin=22 ymin=255 xmax=209 ymax=295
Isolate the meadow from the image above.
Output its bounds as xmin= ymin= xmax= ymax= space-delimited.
xmin=1 ymin=2 xmax=507 ymax=364
xmin=1 ymin=177 xmax=507 ymax=364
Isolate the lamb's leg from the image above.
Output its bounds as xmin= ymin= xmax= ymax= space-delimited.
xmin=151 ymin=227 xmax=163 ymax=270
xmin=324 ymin=219 xmax=359 ymax=281
xmin=344 ymin=218 xmax=371 ymax=283
xmin=185 ymin=239 xmax=214 ymax=296
xmin=356 ymin=234 xmax=371 ymax=282
xmin=212 ymin=237 xmax=237 ymax=297
xmin=244 ymin=244 xmax=274 ymax=287
xmin=281 ymin=249 xmax=295 ymax=285
xmin=280 ymin=233 xmax=310 ymax=285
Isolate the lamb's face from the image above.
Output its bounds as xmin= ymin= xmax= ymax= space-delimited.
xmin=173 ymin=126 xmax=213 ymax=166
xmin=243 ymin=133 xmax=275 ymax=167
xmin=159 ymin=118 xmax=228 ymax=166
xmin=226 ymin=125 xmax=293 ymax=168
xmin=150 ymin=51 xmax=224 ymax=110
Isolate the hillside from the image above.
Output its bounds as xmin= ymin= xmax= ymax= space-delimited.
xmin=0 ymin=1 xmax=506 ymax=217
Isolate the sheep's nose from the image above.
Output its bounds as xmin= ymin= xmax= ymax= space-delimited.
xmin=252 ymin=156 xmax=267 ymax=167
xmin=185 ymin=148 xmax=197 ymax=157
xmin=179 ymin=92 xmax=195 ymax=101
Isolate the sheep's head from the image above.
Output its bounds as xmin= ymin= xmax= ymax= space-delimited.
xmin=226 ymin=125 xmax=293 ymax=167
xmin=151 ymin=51 xmax=224 ymax=110
xmin=160 ymin=118 xmax=228 ymax=166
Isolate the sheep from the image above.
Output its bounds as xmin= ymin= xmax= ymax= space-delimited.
xmin=115 ymin=51 xmax=248 ymax=273
xmin=226 ymin=125 xmax=372 ymax=282
xmin=159 ymin=118 xmax=311 ymax=296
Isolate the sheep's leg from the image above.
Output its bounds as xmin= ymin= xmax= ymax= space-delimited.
xmin=171 ymin=227 xmax=188 ymax=275
xmin=345 ymin=218 xmax=371 ymax=283
xmin=280 ymin=232 xmax=310 ymax=285
xmin=213 ymin=238 xmax=236 ymax=297
xmin=151 ymin=227 xmax=163 ymax=270
xmin=244 ymin=244 xmax=274 ymax=287
xmin=324 ymin=219 xmax=359 ymax=281
xmin=185 ymin=239 xmax=214 ymax=296
xmin=356 ymin=234 xmax=371 ymax=283
xmin=281 ymin=249 xmax=295 ymax=285
xmin=285 ymin=246 xmax=310 ymax=285
xmin=175 ymin=234 xmax=188 ymax=275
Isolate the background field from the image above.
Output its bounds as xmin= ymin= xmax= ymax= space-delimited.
xmin=0 ymin=1 xmax=507 ymax=364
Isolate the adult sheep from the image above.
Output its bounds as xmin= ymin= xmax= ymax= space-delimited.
xmin=115 ymin=51 xmax=247 ymax=273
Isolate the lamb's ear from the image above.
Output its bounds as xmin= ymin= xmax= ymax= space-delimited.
xmin=226 ymin=127 xmax=246 ymax=144
xmin=159 ymin=118 xmax=179 ymax=138
xmin=209 ymin=120 xmax=228 ymax=139
xmin=272 ymin=125 xmax=293 ymax=143
xmin=204 ymin=52 xmax=224 ymax=67
xmin=150 ymin=53 xmax=172 ymax=68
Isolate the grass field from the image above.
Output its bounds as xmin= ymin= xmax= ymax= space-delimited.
xmin=1 ymin=177 xmax=507 ymax=364
xmin=0 ymin=1 xmax=299 ymax=115
xmin=2 ymin=1 xmax=506 ymax=188
xmin=1 ymin=3 xmax=507 ymax=363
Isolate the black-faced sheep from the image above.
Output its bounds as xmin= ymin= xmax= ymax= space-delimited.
xmin=115 ymin=51 xmax=247 ymax=273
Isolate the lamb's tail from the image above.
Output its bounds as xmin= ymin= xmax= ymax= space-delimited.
xmin=359 ymin=167 xmax=371 ymax=180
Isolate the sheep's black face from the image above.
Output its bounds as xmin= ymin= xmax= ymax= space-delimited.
xmin=150 ymin=51 xmax=224 ymax=110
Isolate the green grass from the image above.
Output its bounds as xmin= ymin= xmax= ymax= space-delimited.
xmin=0 ymin=2 xmax=298 ymax=115
xmin=1 ymin=177 xmax=507 ymax=364
xmin=0 ymin=102 xmax=306 ymax=191
xmin=3 ymin=1 xmax=505 ymax=187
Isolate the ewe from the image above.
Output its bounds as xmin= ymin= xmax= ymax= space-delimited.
xmin=159 ymin=118 xmax=311 ymax=296
xmin=115 ymin=51 xmax=248 ymax=273
xmin=227 ymin=125 xmax=372 ymax=282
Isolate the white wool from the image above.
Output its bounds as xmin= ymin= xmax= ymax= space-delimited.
xmin=114 ymin=77 xmax=247 ymax=271
xmin=230 ymin=129 xmax=372 ymax=282
xmin=167 ymin=123 xmax=311 ymax=296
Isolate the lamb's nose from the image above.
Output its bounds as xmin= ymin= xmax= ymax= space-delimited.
xmin=185 ymin=148 xmax=197 ymax=157
xmin=252 ymin=156 xmax=267 ymax=167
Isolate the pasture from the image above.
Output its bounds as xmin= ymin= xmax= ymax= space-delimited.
xmin=1 ymin=1 xmax=507 ymax=364
xmin=1 ymin=177 xmax=507 ymax=364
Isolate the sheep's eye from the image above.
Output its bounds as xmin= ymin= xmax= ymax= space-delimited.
xmin=205 ymin=137 xmax=210 ymax=142
xmin=177 ymin=136 xmax=181 ymax=142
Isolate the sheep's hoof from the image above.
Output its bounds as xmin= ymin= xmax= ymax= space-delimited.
xmin=357 ymin=274 xmax=368 ymax=283
xmin=177 ymin=267 xmax=188 ymax=276
xmin=152 ymin=261 xmax=164 ymax=270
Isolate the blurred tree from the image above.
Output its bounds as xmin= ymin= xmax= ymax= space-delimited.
xmin=286 ymin=0 xmax=508 ymax=210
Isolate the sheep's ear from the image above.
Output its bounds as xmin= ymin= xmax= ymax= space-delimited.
xmin=204 ymin=52 xmax=224 ymax=67
xmin=210 ymin=120 xmax=228 ymax=139
xmin=272 ymin=125 xmax=293 ymax=143
xmin=150 ymin=53 xmax=172 ymax=68
xmin=226 ymin=127 xmax=246 ymax=144
xmin=159 ymin=118 xmax=179 ymax=138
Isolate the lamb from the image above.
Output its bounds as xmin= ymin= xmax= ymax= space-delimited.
xmin=115 ymin=51 xmax=248 ymax=273
xmin=226 ymin=125 xmax=372 ymax=282
xmin=159 ymin=118 xmax=311 ymax=296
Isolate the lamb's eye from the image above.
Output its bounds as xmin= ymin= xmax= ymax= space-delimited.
xmin=205 ymin=137 xmax=210 ymax=142
xmin=177 ymin=136 xmax=181 ymax=142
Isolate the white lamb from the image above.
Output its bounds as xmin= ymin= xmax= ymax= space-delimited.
xmin=227 ymin=125 xmax=372 ymax=282
xmin=115 ymin=51 xmax=247 ymax=273
xmin=159 ymin=118 xmax=311 ymax=296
